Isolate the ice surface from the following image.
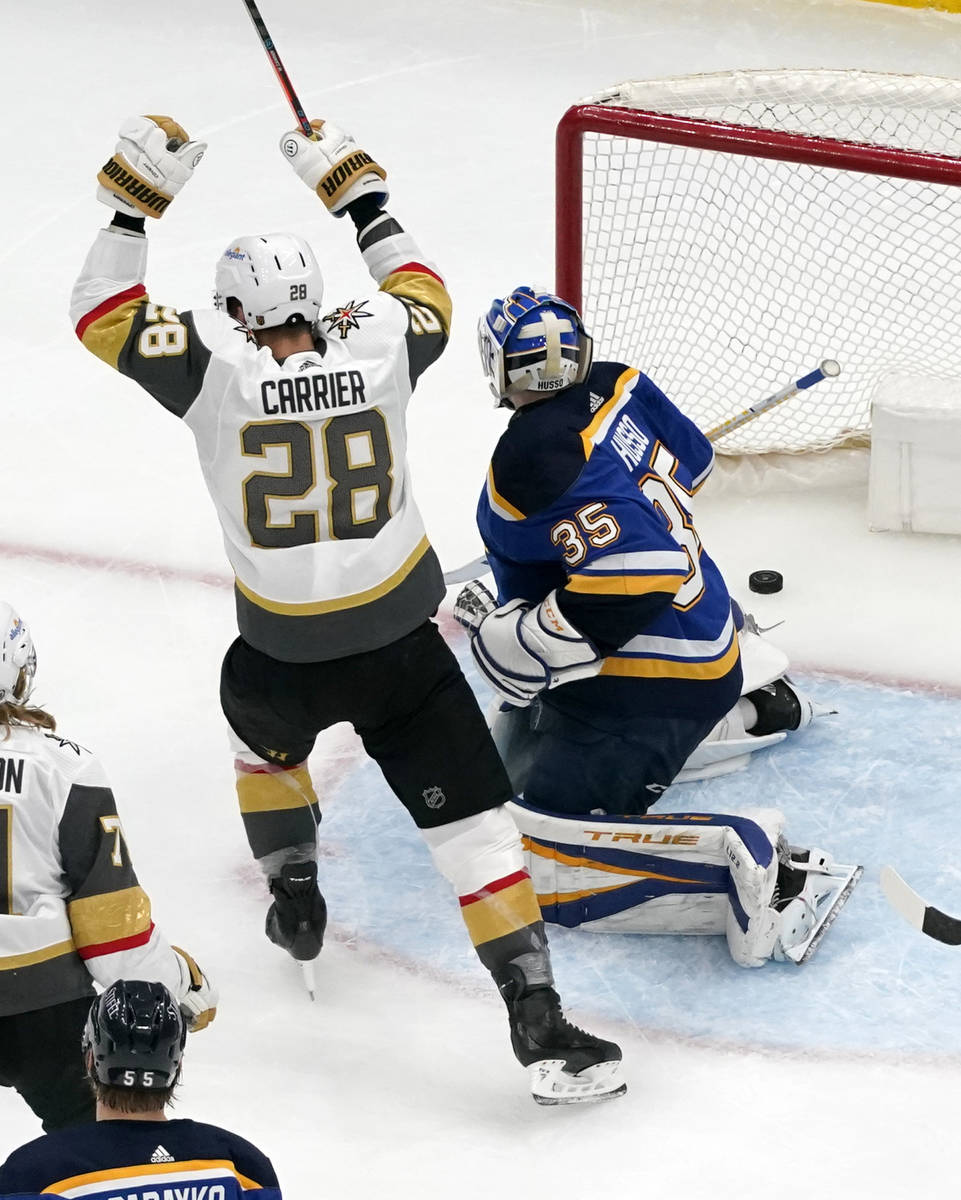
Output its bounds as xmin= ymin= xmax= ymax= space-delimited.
xmin=3 ymin=0 xmax=961 ymax=1196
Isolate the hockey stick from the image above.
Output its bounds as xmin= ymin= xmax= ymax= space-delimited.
xmin=442 ymin=358 xmax=842 ymax=586
xmin=880 ymin=865 xmax=961 ymax=946
xmin=241 ymin=0 xmax=316 ymax=140
xmin=703 ymin=359 xmax=840 ymax=443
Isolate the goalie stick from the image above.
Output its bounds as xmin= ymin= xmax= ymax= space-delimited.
xmin=879 ymin=866 xmax=961 ymax=946
xmin=703 ymin=358 xmax=841 ymax=443
xmin=241 ymin=0 xmax=316 ymax=140
xmin=443 ymin=359 xmax=842 ymax=585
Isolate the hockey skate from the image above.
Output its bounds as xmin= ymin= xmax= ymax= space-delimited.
xmin=746 ymin=677 xmax=836 ymax=737
xmin=266 ymin=861 xmax=327 ymax=962
xmin=499 ymin=979 xmax=626 ymax=1105
xmin=772 ymin=844 xmax=863 ymax=964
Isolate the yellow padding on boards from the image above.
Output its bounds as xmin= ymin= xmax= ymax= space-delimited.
xmin=857 ymin=0 xmax=961 ymax=9
xmin=460 ymin=879 xmax=542 ymax=947
xmin=236 ymin=764 xmax=319 ymax=814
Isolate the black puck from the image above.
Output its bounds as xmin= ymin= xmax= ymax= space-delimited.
xmin=749 ymin=570 xmax=783 ymax=594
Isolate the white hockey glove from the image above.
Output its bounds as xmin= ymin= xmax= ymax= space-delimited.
xmin=471 ymin=590 xmax=602 ymax=707
xmin=173 ymin=946 xmax=218 ymax=1032
xmin=453 ymin=579 xmax=498 ymax=633
xmin=280 ymin=118 xmax=388 ymax=216
xmin=97 ymin=115 xmax=206 ymax=219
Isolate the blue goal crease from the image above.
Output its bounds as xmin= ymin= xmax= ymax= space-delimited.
xmin=313 ymin=665 xmax=961 ymax=1056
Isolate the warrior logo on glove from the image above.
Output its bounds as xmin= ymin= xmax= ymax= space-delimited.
xmin=97 ymin=115 xmax=207 ymax=220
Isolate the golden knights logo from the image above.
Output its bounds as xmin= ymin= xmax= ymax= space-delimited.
xmin=323 ymin=299 xmax=374 ymax=339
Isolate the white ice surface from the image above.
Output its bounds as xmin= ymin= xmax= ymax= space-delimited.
xmin=3 ymin=0 xmax=961 ymax=1196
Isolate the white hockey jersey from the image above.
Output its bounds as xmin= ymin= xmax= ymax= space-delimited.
xmin=70 ymin=218 xmax=452 ymax=662
xmin=0 ymin=722 xmax=187 ymax=1018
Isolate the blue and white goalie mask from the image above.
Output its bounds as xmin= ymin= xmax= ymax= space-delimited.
xmin=478 ymin=286 xmax=593 ymax=405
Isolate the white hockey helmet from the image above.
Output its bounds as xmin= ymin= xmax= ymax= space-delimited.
xmin=0 ymin=602 xmax=37 ymax=705
xmin=213 ymin=233 xmax=324 ymax=330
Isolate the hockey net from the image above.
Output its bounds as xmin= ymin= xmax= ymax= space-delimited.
xmin=556 ymin=70 xmax=961 ymax=455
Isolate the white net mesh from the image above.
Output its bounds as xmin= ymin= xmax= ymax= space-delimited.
xmin=572 ymin=70 xmax=961 ymax=453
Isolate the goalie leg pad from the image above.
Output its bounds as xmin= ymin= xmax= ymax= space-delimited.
xmin=508 ymin=799 xmax=787 ymax=959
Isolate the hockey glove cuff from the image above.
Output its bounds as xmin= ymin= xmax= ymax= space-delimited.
xmin=280 ymin=119 xmax=388 ymax=216
xmin=173 ymin=945 xmax=218 ymax=1032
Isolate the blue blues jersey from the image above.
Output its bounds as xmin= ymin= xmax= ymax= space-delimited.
xmin=476 ymin=362 xmax=742 ymax=718
xmin=0 ymin=1118 xmax=281 ymax=1198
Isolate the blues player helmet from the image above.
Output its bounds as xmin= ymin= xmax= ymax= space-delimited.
xmin=478 ymin=286 xmax=593 ymax=406
xmin=0 ymin=602 xmax=36 ymax=706
xmin=214 ymin=232 xmax=324 ymax=330
xmin=83 ymin=980 xmax=187 ymax=1088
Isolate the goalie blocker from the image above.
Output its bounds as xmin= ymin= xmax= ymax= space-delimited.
xmin=508 ymin=800 xmax=862 ymax=966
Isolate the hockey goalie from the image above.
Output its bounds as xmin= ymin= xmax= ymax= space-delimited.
xmin=452 ymin=283 xmax=862 ymax=966
xmin=459 ymin=598 xmax=862 ymax=967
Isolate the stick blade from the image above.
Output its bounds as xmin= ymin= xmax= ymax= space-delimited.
xmin=880 ymin=865 xmax=926 ymax=930
xmin=880 ymin=866 xmax=961 ymax=945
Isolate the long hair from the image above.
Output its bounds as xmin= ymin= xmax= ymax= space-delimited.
xmin=0 ymin=695 xmax=56 ymax=739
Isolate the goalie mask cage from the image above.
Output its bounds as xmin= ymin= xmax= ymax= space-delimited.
xmin=555 ymin=70 xmax=961 ymax=454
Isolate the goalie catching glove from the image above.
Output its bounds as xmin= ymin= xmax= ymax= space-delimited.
xmin=280 ymin=118 xmax=388 ymax=215
xmin=97 ymin=115 xmax=206 ymax=220
xmin=172 ymin=946 xmax=218 ymax=1032
xmin=465 ymin=587 xmax=602 ymax=706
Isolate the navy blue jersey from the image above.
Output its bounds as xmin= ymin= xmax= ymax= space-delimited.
xmin=476 ymin=362 xmax=742 ymax=718
xmin=0 ymin=1118 xmax=281 ymax=1198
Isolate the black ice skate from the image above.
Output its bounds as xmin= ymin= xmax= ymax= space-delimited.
xmin=266 ymin=861 xmax=327 ymax=963
xmin=500 ymin=981 xmax=626 ymax=1105
xmin=746 ymin=677 xmax=837 ymax=737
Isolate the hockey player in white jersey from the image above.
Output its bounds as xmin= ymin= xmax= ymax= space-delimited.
xmin=70 ymin=115 xmax=624 ymax=1104
xmin=0 ymin=603 xmax=216 ymax=1132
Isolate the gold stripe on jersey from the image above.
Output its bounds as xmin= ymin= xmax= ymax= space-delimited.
xmin=0 ymin=938 xmax=76 ymax=971
xmin=235 ymin=534 xmax=432 ymax=615
xmin=579 ymin=368 xmax=639 ymax=461
xmin=79 ymin=293 xmax=147 ymax=369
xmin=67 ymin=885 xmax=152 ymax=952
xmin=566 ymin=572 xmax=684 ymax=596
xmin=46 ymin=1160 xmax=264 ymax=1193
xmin=600 ymin=633 xmax=740 ymax=680
xmin=236 ymin=764 xmax=319 ymax=814
xmin=380 ymin=270 xmax=452 ymax=337
xmin=486 ymin=465 xmax=526 ymax=521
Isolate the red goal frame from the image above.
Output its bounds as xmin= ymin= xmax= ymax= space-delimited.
xmin=554 ymin=102 xmax=961 ymax=312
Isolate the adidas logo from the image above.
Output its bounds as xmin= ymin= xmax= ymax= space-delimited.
xmin=589 ymin=392 xmax=605 ymax=413
xmin=150 ymin=1145 xmax=175 ymax=1164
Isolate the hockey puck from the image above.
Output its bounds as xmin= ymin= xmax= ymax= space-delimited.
xmin=749 ymin=570 xmax=783 ymax=594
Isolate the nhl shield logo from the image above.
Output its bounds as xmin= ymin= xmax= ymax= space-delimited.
xmin=423 ymin=785 xmax=446 ymax=810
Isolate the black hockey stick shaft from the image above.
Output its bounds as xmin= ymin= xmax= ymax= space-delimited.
xmin=241 ymin=0 xmax=316 ymax=139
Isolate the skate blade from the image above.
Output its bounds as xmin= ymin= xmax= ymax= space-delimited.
xmin=784 ymin=863 xmax=864 ymax=965
xmin=529 ymin=1058 xmax=627 ymax=1106
xmin=301 ymin=960 xmax=316 ymax=1001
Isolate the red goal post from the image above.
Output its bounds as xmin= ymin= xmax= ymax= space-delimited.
xmin=555 ymin=70 xmax=961 ymax=454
